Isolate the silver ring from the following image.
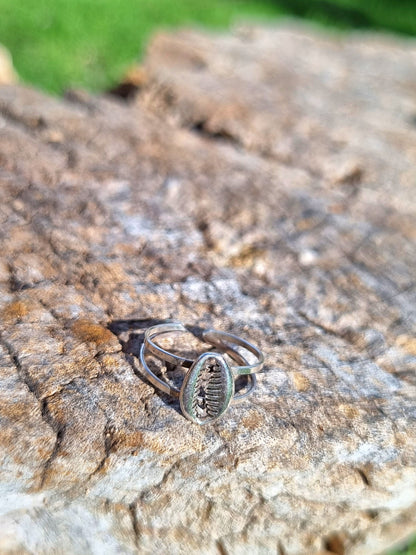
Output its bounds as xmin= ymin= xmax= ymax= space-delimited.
xmin=139 ymin=322 xmax=264 ymax=425
xmin=145 ymin=322 xmax=264 ymax=375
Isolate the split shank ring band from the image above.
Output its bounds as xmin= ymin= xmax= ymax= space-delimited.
xmin=139 ymin=322 xmax=264 ymax=424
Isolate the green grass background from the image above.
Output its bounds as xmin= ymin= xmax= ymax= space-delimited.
xmin=1 ymin=0 xmax=416 ymax=94
xmin=0 ymin=1 xmax=416 ymax=552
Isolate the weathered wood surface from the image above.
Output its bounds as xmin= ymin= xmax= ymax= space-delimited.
xmin=1 ymin=23 xmax=416 ymax=555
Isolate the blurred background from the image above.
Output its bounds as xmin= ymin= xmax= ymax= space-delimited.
xmin=0 ymin=0 xmax=416 ymax=94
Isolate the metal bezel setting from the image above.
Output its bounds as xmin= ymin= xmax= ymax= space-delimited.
xmin=179 ymin=352 xmax=234 ymax=424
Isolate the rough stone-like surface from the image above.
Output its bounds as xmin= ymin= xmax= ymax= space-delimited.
xmin=1 ymin=23 xmax=416 ymax=555
xmin=0 ymin=45 xmax=17 ymax=85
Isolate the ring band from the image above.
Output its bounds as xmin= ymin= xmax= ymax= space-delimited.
xmin=139 ymin=343 xmax=257 ymax=399
xmin=139 ymin=322 xmax=264 ymax=424
xmin=144 ymin=322 xmax=264 ymax=375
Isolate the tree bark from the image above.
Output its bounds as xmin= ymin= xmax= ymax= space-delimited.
xmin=0 ymin=23 xmax=416 ymax=555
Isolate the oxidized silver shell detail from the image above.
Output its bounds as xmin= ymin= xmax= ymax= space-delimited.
xmin=179 ymin=352 xmax=234 ymax=424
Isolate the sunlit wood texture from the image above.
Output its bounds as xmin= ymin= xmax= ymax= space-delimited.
xmin=0 ymin=23 xmax=415 ymax=555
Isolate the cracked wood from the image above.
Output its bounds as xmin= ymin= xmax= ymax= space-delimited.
xmin=0 ymin=22 xmax=416 ymax=555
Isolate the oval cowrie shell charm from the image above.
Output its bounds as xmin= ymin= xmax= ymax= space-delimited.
xmin=179 ymin=352 xmax=234 ymax=424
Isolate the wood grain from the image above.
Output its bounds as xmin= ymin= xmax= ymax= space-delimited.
xmin=0 ymin=23 xmax=416 ymax=554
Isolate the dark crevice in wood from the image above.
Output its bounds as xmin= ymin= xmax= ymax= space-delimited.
xmin=128 ymin=503 xmax=141 ymax=549
xmin=216 ymin=539 xmax=228 ymax=555
xmin=356 ymin=468 xmax=371 ymax=487
xmin=39 ymin=419 xmax=66 ymax=488
xmin=190 ymin=120 xmax=236 ymax=144
xmin=323 ymin=532 xmax=346 ymax=555
xmin=0 ymin=333 xmax=43 ymax=405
